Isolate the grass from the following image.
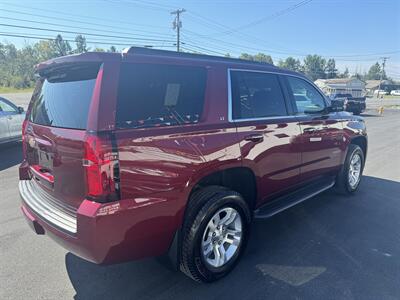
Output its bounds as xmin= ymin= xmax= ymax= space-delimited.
xmin=0 ymin=87 xmax=34 ymax=94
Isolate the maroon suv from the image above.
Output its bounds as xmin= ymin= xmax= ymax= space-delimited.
xmin=19 ymin=48 xmax=367 ymax=282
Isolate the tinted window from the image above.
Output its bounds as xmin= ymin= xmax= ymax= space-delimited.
xmin=230 ymin=71 xmax=287 ymax=120
xmin=29 ymin=64 xmax=100 ymax=129
xmin=286 ymin=76 xmax=326 ymax=113
xmin=116 ymin=63 xmax=207 ymax=129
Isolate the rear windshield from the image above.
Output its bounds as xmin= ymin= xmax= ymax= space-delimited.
xmin=29 ymin=63 xmax=100 ymax=129
xmin=116 ymin=63 xmax=207 ymax=129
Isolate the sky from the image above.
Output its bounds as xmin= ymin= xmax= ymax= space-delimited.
xmin=0 ymin=0 xmax=399 ymax=79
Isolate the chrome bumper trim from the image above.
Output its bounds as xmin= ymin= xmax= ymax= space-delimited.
xmin=19 ymin=180 xmax=77 ymax=234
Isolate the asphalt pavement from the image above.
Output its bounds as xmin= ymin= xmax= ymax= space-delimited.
xmin=1 ymin=109 xmax=399 ymax=300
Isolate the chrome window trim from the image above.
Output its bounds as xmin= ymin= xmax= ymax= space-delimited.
xmin=227 ymin=68 xmax=328 ymax=123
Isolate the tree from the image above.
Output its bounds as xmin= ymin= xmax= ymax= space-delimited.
xmin=34 ymin=40 xmax=58 ymax=62
xmin=278 ymin=57 xmax=302 ymax=72
xmin=54 ymin=34 xmax=71 ymax=56
xmin=337 ymin=67 xmax=350 ymax=78
xmin=253 ymin=53 xmax=273 ymax=64
xmin=303 ymin=55 xmax=326 ymax=81
xmin=325 ymin=58 xmax=338 ymax=79
xmin=239 ymin=52 xmax=273 ymax=65
xmin=239 ymin=53 xmax=253 ymax=61
xmin=74 ymin=35 xmax=88 ymax=53
xmin=108 ymin=46 xmax=117 ymax=53
xmin=366 ymin=62 xmax=387 ymax=80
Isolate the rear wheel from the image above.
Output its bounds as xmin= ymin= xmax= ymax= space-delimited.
xmin=180 ymin=186 xmax=251 ymax=282
xmin=335 ymin=144 xmax=364 ymax=194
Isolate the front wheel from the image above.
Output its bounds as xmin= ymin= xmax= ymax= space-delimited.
xmin=180 ymin=186 xmax=251 ymax=282
xmin=335 ymin=144 xmax=365 ymax=194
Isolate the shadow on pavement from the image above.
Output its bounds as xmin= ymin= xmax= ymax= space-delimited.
xmin=359 ymin=113 xmax=380 ymax=118
xmin=66 ymin=176 xmax=400 ymax=300
xmin=0 ymin=142 xmax=22 ymax=171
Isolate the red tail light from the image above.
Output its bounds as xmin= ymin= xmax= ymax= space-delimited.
xmin=83 ymin=133 xmax=120 ymax=202
xmin=22 ymin=119 xmax=28 ymax=159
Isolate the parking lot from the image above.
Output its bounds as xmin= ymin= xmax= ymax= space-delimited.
xmin=1 ymin=94 xmax=399 ymax=299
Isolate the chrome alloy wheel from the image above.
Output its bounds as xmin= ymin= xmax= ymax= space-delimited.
xmin=201 ymin=207 xmax=242 ymax=268
xmin=348 ymin=152 xmax=362 ymax=188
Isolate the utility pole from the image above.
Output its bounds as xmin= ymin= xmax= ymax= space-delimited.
xmin=171 ymin=8 xmax=185 ymax=52
xmin=377 ymin=56 xmax=389 ymax=97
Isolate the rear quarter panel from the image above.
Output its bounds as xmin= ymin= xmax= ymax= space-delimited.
xmin=112 ymin=63 xmax=243 ymax=255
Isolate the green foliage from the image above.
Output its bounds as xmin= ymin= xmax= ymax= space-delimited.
xmin=54 ymin=34 xmax=72 ymax=56
xmin=338 ymin=67 xmax=350 ymax=78
xmin=0 ymin=34 xmax=118 ymax=89
xmin=278 ymin=57 xmax=302 ymax=72
xmin=108 ymin=46 xmax=117 ymax=53
xmin=74 ymin=35 xmax=88 ymax=53
xmin=366 ymin=62 xmax=387 ymax=80
xmin=0 ymin=36 xmax=393 ymax=90
xmin=240 ymin=52 xmax=273 ymax=65
xmin=325 ymin=58 xmax=337 ymax=79
xmin=303 ymin=54 xmax=326 ymax=81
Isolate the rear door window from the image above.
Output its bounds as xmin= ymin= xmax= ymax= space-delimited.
xmin=230 ymin=70 xmax=288 ymax=120
xmin=116 ymin=63 xmax=207 ymax=129
xmin=29 ymin=63 xmax=100 ymax=129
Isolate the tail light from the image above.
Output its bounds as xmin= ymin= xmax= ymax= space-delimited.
xmin=83 ymin=133 xmax=120 ymax=202
xmin=22 ymin=119 xmax=28 ymax=159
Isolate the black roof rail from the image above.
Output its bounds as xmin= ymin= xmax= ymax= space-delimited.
xmin=122 ymin=46 xmax=276 ymax=67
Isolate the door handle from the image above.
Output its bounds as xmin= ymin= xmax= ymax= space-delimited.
xmin=245 ymin=134 xmax=264 ymax=142
xmin=303 ymin=127 xmax=317 ymax=134
xmin=7 ymin=116 xmax=13 ymax=120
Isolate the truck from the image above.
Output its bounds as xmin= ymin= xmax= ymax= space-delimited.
xmin=329 ymin=93 xmax=366 ymax=115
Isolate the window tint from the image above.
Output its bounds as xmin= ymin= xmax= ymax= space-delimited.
xmin=29 ymin=64 xmax=100 ymax=129
xmin=116 ymin=63 xmax=207 ymax=129
xmin=286 ymin=76 xmax=326 ymax=113
xmin=230 ymin=71 xmax=287 ymax=120
xmin=0 ymin=99 xmax=17 ymax=113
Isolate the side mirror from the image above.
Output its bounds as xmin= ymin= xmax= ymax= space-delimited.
xmin=327 ymin=102 xmax=344 ymax=113
xmin=18 ymin=106 xmax=24 ymax=114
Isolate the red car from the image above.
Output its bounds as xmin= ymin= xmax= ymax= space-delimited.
xmin=19 ymin=48 xmax=367 ymax=282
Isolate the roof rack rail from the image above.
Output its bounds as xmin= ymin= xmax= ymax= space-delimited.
xmin=121 ymin=46 xmax=276 ymax=67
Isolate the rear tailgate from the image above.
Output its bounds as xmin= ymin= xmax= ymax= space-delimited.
xmin=22 ymin=62 xmax=101 ymax=211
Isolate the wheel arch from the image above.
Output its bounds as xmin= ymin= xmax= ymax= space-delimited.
xmin=188 ymin=166 xmax=258 ymax=211
xmin=350 ymin=135 xmax=367 ymax=160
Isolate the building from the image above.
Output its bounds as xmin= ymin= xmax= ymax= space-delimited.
xmin=314 ymin=78 xmax=365 ymax=97
xmin=365 ymin=80 xmax=400 ymax=95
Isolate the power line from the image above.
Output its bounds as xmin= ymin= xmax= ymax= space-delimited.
xmin=0 ymin=8 xmax=172 ymax=38
xmin=1 ymin=3 xmax=166 ymax=29
xmin=0 ymin=23 xmax=174 ymax=43
xmin=0 ymin=32 xmax=175 ymax=48
xmin=0 ymin=16 xmax=173 ymax=40
xmin=210 ymin=0 xmax=314 ymax=36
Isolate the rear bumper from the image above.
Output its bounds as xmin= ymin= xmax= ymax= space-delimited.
xmin=19 ymin=180 xmax=178 ymax=264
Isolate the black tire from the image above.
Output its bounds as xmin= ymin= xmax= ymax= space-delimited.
xmin=335 ymin=144 xmax=365 ymax=194
xmin=180 ymin=186 xmax=251 ymax=283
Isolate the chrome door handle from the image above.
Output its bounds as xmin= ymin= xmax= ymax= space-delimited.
xmin=245 ymin=134 xmax=264 ymax=142
xmin=7 ymin=116 xmax=13 ymax=120
xmin=303 ymin=127 xmax=316 ymax=134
